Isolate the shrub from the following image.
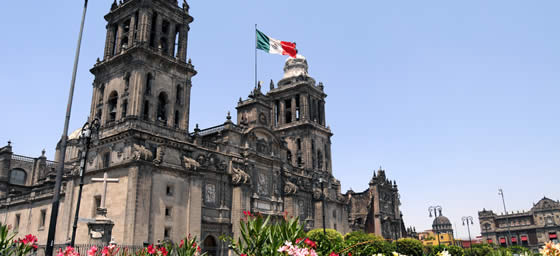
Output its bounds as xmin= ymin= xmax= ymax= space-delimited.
xmin=342 ymin=231 xmax=394 ymax=255
xmin=446 ymin=245 xmax=465 ymax=256
xmin=306 ymin=229 xmax=344 ymax=255
xmin=395 ymin=238 xmax=424 ymax=256
xmin=0 ymin=222 xmax=38 ymax=256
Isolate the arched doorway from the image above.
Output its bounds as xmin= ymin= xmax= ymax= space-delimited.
xmin=202 ymin=235 xmax=217 ymax=256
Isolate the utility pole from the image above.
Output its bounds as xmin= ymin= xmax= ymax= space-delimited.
xmin=45 ymin=0 xmax=89 ymax=255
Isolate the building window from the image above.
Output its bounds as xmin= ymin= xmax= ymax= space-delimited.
xmin=287 ymin=150 xmax=292 ymax=164
xmin=122 ymin=99 xmax=128 ymax=118
xmin=157 ymin=92 xmax=168 ymax=123
xmin=98 ymin=84 xmax=105 ymax=103
xmin=39 ymin=209 xmax=47 ymax=229
xmin=174 ymin=111 xmax=180 ymax=128
xmin=166 ymin=185 xmax=174 ymax=196
xmin=14 ymin=214 xmax=20 ymax=231
xmin=102 ymin=152 xmax=111 ymax=168
xmin=145 ymin=73 xmax=153 ymax=95
xmin=176 ymin=84 xmax=182 ymax=104
xmin=143 ymin=100 xmax=150 ymax=120
xmin=164 ymin=227 xmax=171 ymax=239
xmin=124 ymin=72 xmax=131 ymax=90
xmin=9 ymin=169 xmax=26 ymax=185
xmin=285 ymin=99 xmax=292 ymax=123
xmin=165 ymin=207 xmax=172 ymax=217
xmin=93 ymin=195 xmax=102 ymax=216
xmin=107 ymin=91 xmax=119 ymax=122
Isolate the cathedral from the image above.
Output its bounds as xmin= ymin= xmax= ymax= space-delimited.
xmin=0 ymin=1 xmax=406 ymax=255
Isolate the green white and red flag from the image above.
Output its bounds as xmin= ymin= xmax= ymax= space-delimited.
xmin=256 ymin=29 xmax=297 ymax=58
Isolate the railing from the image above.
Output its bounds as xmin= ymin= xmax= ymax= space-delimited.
xmin=12 ymin=154 xmax=36 ymax=163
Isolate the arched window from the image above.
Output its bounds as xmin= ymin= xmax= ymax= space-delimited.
xmin=98 ymin=84 xmax=105 ymax=103
xmin=107 ymin=91 xmax=119 ymax=122
xmin=174 ymin=110 xmax=180 ymax=128
xmin=176 ymin=84 xmax=183 ymax=104
xmin=157 ymin=92 xmax=168 ymax=123
xmin=317 ymin=150 xmax=323 ymax=170
xmin=286 ymin=150 xmax=292 ymax=163
xmin=9 ymin=169 xmax=26 ymax=185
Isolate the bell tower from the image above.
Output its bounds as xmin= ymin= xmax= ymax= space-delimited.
xmin=90 ymin=0 xmax=196 ymax=133
xmin=268 ymin=56 xmax=333 ymax=173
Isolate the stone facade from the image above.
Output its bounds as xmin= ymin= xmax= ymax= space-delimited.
xmin=346 ymin=168 xmax=405 ymax=239
xmin=0 ymin=0 xmax=406 ymax=255
xmin=479 ymin=197 xmax=560 ymax=252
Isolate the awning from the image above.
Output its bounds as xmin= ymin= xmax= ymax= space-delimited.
xmin=511 ymin=237 xmax=517 ymax=242
xmin=500 ymin=238 xmax=506 ymax=244
xmin=521 ymin=236 xmax=528 ymax=242
xmin=550 ymin=233 xmax=558 ymax=239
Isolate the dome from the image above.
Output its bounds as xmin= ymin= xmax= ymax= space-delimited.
xmin=433 ymin=215 xmax=451 ymax=226
xmin=68 ymin=127 xmax=83 ymax=141
xmin=282 ymin=54 xmax=309 ymax=79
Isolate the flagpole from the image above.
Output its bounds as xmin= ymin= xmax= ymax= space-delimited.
xmin=255 ymin=24 xmax=257 ymax=87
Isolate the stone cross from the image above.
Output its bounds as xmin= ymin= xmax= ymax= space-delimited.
xmin=92 ymin=172 xmax=119 ymax=212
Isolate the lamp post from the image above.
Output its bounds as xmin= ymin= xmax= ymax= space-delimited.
xmin=319 ymin=178 xmax=327 ymax=236
xmin=70 ymin=119 xmax=100 ymax=247
xmin=429 ymin=206 xmax=443 ymax=246
xmin=46 ymin=0 xmax=89 ymax=255
xmin=498 ymin=188 xmax=512 ymax=247
xmin=462 ymin=216 xmax=474 ymax=251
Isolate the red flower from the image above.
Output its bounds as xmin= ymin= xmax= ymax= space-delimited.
xmin=179 ymin=239 xmax=184 ymax=248
xmin=329 ymin=252 xmax=339 ymax=256
xmin=304 ymin=238 xmax=317 ymax=248
xmin=296 ymin=238 xmax=303 ymax=244
xmin=192 ymin=242 xmax=197 ymax=248
xmin=147 ymin=244 xmax=156 ymax=255
xmin=348 ymin=253 xmax=352 ymax=256
xmin=159 ymin=247 xmax=168 ymax=256
xmin=241 ymin=254 xmax=247 ymax=256
xmin=197 ymin=246 xmax=201 ymax=252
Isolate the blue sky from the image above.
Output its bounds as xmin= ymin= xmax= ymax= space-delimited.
xmin=0 ymin=0 xmax=558 ymax=238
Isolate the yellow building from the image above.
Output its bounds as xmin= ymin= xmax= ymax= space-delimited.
xmin=419 ymin=230 xmax=456 ymax=246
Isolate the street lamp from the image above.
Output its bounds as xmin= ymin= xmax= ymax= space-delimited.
xmin=319 ymin=178 xmax=327 ymax=236
xmin=46 ymin=0 xmax=90 ymax=254
xmin=428 ymin=206 xmax=443 ymax=246
xmin=462 ymin=216 xmax=474 ymax=251
xmin=70 ymin=118 xmax=100 ymax=247
xmin=498 ymin=188 xmax=512 ymax=247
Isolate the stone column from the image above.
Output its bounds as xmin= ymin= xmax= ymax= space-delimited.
xmin=177 ymin=25 xmax=186 ymax=60
xmin=300 ymin=94 xmax=307 ymax=121
xmin=115 ymin=23 xmax=124 ymax=54
xmin=0 ymin=143 xmax=12 ymax=198
xmin=139 ymin=9 xmax=152 ymax=44
xmin=128 ymin=15 xmax=136 ymax=47
xmin=104 ymin=25 xmax=115 ymax=59
xmin=155 ymin=15 xmax=163 ymax=51
xmin=187 ymin=174 xmax=203 ymax=239
xmin=231 ymin=185 xmax=251 ymax=240
xmin=132 ymin=71 xmax=145 ymax=118
xmin=168 ymin=23 xmax=176 ymax=57
xmin=291 ymin=97 xmax=297 ymax=122
xmin=279 ymin=100 xmax=285 ymax=125
xmin=123 ymin=166 xmax=139 ymax=244
xmin=320 ymin=101 xmax=326 ymax=125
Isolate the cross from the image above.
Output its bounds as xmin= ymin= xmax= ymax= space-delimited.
xmin=92 ymin=172 xmax=119 ymax=211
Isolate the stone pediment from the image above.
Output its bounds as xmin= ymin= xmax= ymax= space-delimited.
xmin=532 ymin=197 xmax=560 ymax=211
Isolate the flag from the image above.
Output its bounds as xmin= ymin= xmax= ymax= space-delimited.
xmin=256 ymin=29 xmax=297 ymax=58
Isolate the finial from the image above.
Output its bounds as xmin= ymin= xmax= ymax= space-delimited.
xmin=269 ymin=79 xmax=274 ymax=90
xmin=42 ymin=149 xmax=46 ymax=156
xmin=7 ymin=140 xmax=11 ymax=146
xmin=188 ymin=58 xmax=192 ymax=64
xmin=111 ymin=0 xmax=118 ymax=10
xmin=226 ymin=111 xmax=232 ymax=120
xmin=238 ymin=97 xmax=243 ymax=103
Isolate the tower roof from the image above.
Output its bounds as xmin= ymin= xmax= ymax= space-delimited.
xmin=282 ymin=55 xmax=308 ymax=79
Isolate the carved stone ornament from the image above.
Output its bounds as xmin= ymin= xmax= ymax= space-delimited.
xmin=132 ymin=144 xmax=153 ymax=161
xmin=183 ymin=156 xmax=200 ymax=171
xmin=284 ymin=180 xmax=298 ymax=195
xmin=313 ymin=188 xmax=322 ymax=200
xmin=231 ymin=167 xmax=250 ymax=185
xmin=153 ymin=145 xmax=165 ymax=165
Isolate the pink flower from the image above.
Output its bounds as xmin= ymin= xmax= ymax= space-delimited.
xmin=147 ymin=244 xmax=156 ymax=255
xmin=304 ymin=238 xmax=316 ymax=249
xmin=159 ymin=247 xmax=168 ymax=256
xmin=88 ymin=246 xmax=98 ymax=256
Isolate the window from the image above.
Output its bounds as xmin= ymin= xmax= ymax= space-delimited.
xmin=145 ymin=73 xmax=153 ymax=95
xmin=157 ymin=92 xmax=168 ymax=123
xmin=107 ymin=91 xmax=119 ymax=122
xmin=296 ymin=139 xmax=302 ymax=151
xmin=9 ymin=169 xmax=26 ymax=185
xmin=166 ymin=185 xmax=174 ymax=196
xmin=102 ymin=152 xmax=110 ymax=168
xmin=93 ymin=195 xmax=102 ymax=216
xmin=124 ymin=73 xmax=131 ymax=90
xmin=149 ymin=13 xmax=158 ymax=48
xmin=174 ymin=111 xmax=180 ymax=128
xmin=164 ymin=227 xmax=171 ymax=239
xmin=295 ymin=95 xmax=300 ymax=121
xmin=14 ymin=214 xmax=20 ymax=231
xmin=98 ymin=84 xmax=105 ymax=103
xmin=317 ymin=150 xmax=323 ymax=170
xmin=176 ymin=84 xmax=182 ymax=104
xmin=39 ymin=209 xmax=46 ymax=229
xmin=286 ymin=150 xmax=292 ymax=163
xmin=165 ymin=207 xmax=172 ymax=217
xmin=274 ymin=100 xmax=280 ymax=125
xmin=285 ymin=99 xmax=292 ymax=123
xmin=122 ymin=99 xmax=128 ymax=118
xmin=143 ymin=100 xmax=150 ymax=120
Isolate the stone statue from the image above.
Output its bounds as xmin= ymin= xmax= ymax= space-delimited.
xmin=231 ymin=167 xmax=250 ymax=185
xmin=313 ymin=188 xmax=322 ymax=200
xmin=183 ymin=156 xmax=200 ymax=171
xmin=132 ymin=144 xmax=153 ymax=161
xmin=153 ymin=145 xmax=165 ymax=165
xmin=284 ymin=180 xmax=298 ymax=195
